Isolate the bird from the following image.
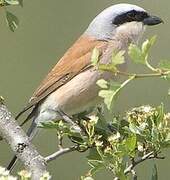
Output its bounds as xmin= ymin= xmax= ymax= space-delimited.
xmin=7 ymin=3 xmax=163 ymax=170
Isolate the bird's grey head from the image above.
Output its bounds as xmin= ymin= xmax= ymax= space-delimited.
xmin=85 ymin=4 xmax=163 ymax=41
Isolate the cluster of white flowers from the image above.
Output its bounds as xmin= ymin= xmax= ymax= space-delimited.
xmin=0 ymin=167 xmax=51 ymax=180
xmin=0 ymin=166 xmax=17 ymax=180
xmin=40 ymin=172 xmax=51 ymax=180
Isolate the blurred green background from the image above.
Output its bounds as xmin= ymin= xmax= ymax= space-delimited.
xmin=0 ymin=0 xmax=170 ymax=179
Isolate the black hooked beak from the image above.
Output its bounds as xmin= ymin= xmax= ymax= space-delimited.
xmin=143 ymin=15 xmax=163 ymax=26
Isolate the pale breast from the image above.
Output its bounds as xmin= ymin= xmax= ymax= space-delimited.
xmin=35 ymin=38 xmax=130 ymax=123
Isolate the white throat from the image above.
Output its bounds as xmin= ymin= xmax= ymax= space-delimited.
xmin=113 ymin=22 xmax=146 ymax=43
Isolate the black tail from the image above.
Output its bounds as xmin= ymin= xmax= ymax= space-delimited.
xmin=6 ymin=156 xmax=18 ymax=171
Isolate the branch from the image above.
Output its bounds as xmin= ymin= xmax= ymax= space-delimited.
xmin=0 ymin=101 xmax=47 ymax=180
xmin=117 ymin=70 xmax=170 ymax=79
xmin=45 ymin=145 xmax=78 ymax=163
xmin=113 ymin=152 xmax=160 ymax=180
xmin=98 ymin=64 xmax=170 ymax=79
xmin=124 ymin=152 xmax=155 ymax=175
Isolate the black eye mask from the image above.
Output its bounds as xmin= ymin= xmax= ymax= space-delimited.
xmin=113 ymin=10 xmax=149 ymax=25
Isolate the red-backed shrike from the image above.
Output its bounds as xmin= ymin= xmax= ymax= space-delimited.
xmin=7 ymin=3 xmax=163 ymax=170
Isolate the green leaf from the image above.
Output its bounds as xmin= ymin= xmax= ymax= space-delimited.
xmin=128 ymin=36 xmax=157 ymax=65
xmin=128 ymin=44 xmax=145 ymax=64
xmin=150 ymin=35 xmax=157 ymax=46
xmin=5 ymin=11 xmax=19 ymax=32
xmin=112 ymin=50 xmax=125 ymax=66
xmin=96 ymin=79 xmax=108 ymax=89
xmin=159 ymin=59 xmax=170 ymax=70
xmin=125 ymin=134 xmax=137 ymax=152
xmin=99 ymin=89 xmax=115 ymax=110
xmin=155 ymin=104 xmax=164 ymax=126
xmin=98 ymin=76 xmax=134 ymax=110
xmin=142 ymin=36 xmax=157 ymax=57
xmin=4 ymin=0 xmax=19 ymax=5
xmin=91 ymin=48 xmax=100 ymax=66
xmin=98 ymin=82 xmax=121 ymax=110
xmin=151 ymin=163 xmax=158 ymax=180
xmin=141 ymin=35 xmax=157 ymax=63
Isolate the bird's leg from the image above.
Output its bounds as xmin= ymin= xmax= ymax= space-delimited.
xmin=57 ymin=109 xmax=82 ymax=133
xmin=72 ymin=113 xmax=91 ymax=132
xmin=57 ymin=132 xmax=63 ymax=150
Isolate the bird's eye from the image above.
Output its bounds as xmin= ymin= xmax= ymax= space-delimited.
xmin=135 ymin=12 xmax=149 ymax=21
xmin=140 ymin=12 xmax=149 ymax=19
xmin=127 ymin=10 xmax=136 ymax=18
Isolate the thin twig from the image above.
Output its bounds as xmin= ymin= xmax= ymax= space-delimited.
xmin=99 ymin=64 xmax=170 ymax=79
xmin=57 ymin=133 xmax=63 ymax=150
xmin=45 ymin=146 xmax=78 ymax=163
xmin=117 ymin=70 xmax=170 ymax=78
